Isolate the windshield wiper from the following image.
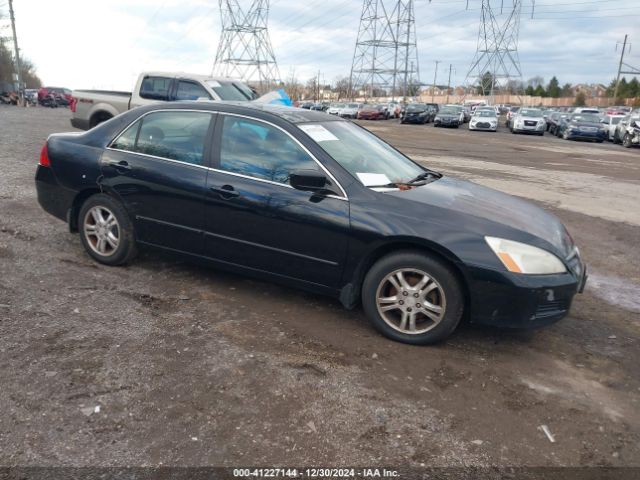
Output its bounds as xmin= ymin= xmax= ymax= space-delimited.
xmin=405 ymin=170 xmax=441 ymax=185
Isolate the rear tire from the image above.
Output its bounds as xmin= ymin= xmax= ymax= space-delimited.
xmin=362 ymin=251 xmax=465 ymax=345
xmin=78 ymin=194 xmax=137 ymax=266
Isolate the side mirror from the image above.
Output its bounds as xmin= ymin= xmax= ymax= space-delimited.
xmin=290 ymin=170 xmax=329 ymax=193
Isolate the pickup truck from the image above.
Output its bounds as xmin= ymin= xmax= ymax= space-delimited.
xmin=70 ymin=71 xmax=257 ymax=130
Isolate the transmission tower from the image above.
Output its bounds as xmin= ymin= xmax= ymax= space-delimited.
xmin=349 ymin=0 xmax=420 ymax=100
xmin=212 ymin=0 xmax=281 ymax=92
xmin=465 ymin=0 xmax=523 ymax=99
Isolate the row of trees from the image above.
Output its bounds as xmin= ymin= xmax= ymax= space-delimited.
xmin=0 ymin=28 xmax=42 ymax=91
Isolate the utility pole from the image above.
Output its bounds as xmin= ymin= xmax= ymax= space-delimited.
xmin=431 ymin=60 xmax=440 ymax=103
xmin=613 ymin=34 xmax=628 ymax=106
xmin=8 ymin=0 xmax=23 ymax=105
xmin=446 ymin=63 xmax=453 ymax=104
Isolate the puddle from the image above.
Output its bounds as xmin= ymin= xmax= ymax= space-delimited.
xmin=587 ymin=272 xmax=640 ymax=314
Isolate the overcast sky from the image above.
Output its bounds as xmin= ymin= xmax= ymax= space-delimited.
xmin=3 ymin=0 xmax=639 ymax=90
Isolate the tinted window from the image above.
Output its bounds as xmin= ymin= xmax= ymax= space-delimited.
xmin=205 ymin=80 xmax=254 ymax=101
xmin=140 ymin=76 xmax=172 ymax=100
xmin=111 ymin=120 xmax=140 ymax=151
xmin=111 ymin=111 xmax=212 ymax=166
xmin=176 ymin=81 xmax=211 ymax=101
xmin=219 ymin=116 xmax=319 ymax=184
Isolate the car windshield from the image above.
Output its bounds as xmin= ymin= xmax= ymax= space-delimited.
xmin=206 ymin=80 xmax=255 ymax=101
xmin=476 ymin=110 xmax=496 ymax=117
xmin=439 ymin=107 xmax=458 ymax=115
xmin=520 ymin=109 xmax=543 ymax=118
xmin=299 ymin=122 xmax=425 ymax=188
xmin=407 ymin=104 xmax=426 ymax=112
xmin=510 ymin=107 xmax=520 ymax=112
xmin=611 ymin=117 xmax=622 ymax=125
xmin=571 ymin=114 xmax=600 ymax=123
xmin=332 ymin=103 xmax=345 ymax=108
xmin=347 ymin=103 xmax=359 ymax=109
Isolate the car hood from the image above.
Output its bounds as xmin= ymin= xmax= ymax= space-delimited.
xmin=516 ymin=116 xmax=543 ymax=121
xmin=386 ymin=177 xmax=572 ymax=256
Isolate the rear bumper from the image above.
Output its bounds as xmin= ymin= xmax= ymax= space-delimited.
xmin=467 ymin=264 xmax=586 ymax=329
xmin=70 ymin=117 xmax=90 ymax=131
xmin=35 ymin=165 xmax=74 ymax=223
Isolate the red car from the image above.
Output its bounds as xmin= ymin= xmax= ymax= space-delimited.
xmin=357 ymin=104 xmax=386 ymax=120
xmin=38 ymin=87 xmax=72 ymax=106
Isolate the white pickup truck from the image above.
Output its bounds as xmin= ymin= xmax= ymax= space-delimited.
xmin=70 ymin=71 xmax=257 ymax=130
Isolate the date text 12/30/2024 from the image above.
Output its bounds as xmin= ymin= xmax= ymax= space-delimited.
xmin=233 ymin=468 xmax=400 ymax=478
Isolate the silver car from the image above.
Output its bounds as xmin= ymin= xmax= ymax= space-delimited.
xmin=511 ymin=108 xmax=546 ymax=136
xmin=340 ymin=103 xmax=362 ymax=119
xmin=327 ymin=103 xmax=346 ymax=116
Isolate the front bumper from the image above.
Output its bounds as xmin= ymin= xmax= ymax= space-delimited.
xmin=566 ymin=128 xmax=607 ymax=140
xmin=402 ymin=115 xmax=427 ymax=123
xmin=466 ymin=263 xmax=587 ymax=329
xmin=435 ymin=118 xmax=459 ymax=127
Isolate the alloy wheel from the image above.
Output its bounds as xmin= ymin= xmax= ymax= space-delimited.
xmin=83 ymin=206 xmax=120 ymax=257
xmin=375 ymin=268 xmax=446 ymax=334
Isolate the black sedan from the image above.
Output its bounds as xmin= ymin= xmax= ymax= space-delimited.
xmin=401 ymin=103 xmax=433 ymax=124
xmin=36 ymin=102 xmax=587 ymax=345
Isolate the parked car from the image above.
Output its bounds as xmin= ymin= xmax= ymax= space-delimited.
xmin=38 ymin=87 xmax=72 ymax=107
xmin=327 ymin=103 xmax=345 ymax=116
xmin=557 ymin=113 xmax=607 ymax=142
xmin=547 ymin=112 xmax=569 ymax=135
xmin=357 ymin=104 xmax=387 ymax=120
xmin=462 ymin=107 xmax=472 ymax=123
xmin=510 ymin=108 xmax=546 ymax=136
xmin=434 ymin=105 xmax=463 ymax=128
xmin=401 ymin=103 xmax=432 ymax=124
xmin=469 ymin=109 xmax=498 ymax=132
xmin=425 ymin=103 xmax=439 ymax=115
xmin=310 ymin=103 xmax=324 ymax=111
xmin=35 ymin=101 xmax=586 ymax=345
xmin=505 ymin=106 xmax=520 ymax=127
xmin=573 ymin=107 xmax=600 ymax=115
xmin=613 ymin=115 xmax=640 ymax=148
xmin=339 ymin=103 xmax=362 ymax=119
xmin=601 ymin=114 xmax=625 ymax=141
xmin=299 ymin=102 xmax=314 ymax=109
xmin=71 ymin=72 xmax=257 ymax=130
xmin=613 ymin=114 xmax=640 ymax=145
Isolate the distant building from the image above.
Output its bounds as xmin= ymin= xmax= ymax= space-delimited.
xmin=571 ymin=83 xmax=607 ymax=98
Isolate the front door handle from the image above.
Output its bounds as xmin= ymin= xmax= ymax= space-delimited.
xmin=107 ymin=160 xmax=132 ymax=171
xmin=210 ymin=185 xmax=239 ymax=199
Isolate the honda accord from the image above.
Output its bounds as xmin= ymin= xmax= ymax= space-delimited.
xmin=35 ymin=102 xmax=587 ymax=344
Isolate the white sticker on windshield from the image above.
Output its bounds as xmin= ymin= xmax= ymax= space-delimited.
xmin=356 ymin=173 xmax=392 ymax=187
xmin=207 ymin=80 xmax=221 ymax=88
xmin=298 ymin=124 xmax=339 ymax=142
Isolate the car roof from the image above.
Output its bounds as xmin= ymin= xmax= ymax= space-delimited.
xmin=131 ymin=101 xmax=344 ymax=124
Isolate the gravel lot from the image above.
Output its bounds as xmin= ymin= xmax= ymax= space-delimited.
xmin=0 ymin=106 xmax=639 ymax=470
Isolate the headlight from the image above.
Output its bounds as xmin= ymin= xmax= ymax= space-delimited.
xmin=485 ymin=237 xmax=567 ymax=274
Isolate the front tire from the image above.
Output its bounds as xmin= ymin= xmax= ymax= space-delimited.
xmin=362 ymin=251 xmax=465 ymax=345
xmin=623 ymin=133 xmax=633 ymax=148
xmin=78 ymin=194 xmax=137 ymax=266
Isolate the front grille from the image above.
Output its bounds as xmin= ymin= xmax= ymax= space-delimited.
xmin=477 ymin=122 xmax=491 ymax=128
xmin=524 ymin=120 xmax=537 ymax=126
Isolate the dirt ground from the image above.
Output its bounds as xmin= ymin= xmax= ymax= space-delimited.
xmin=0 ymin=106 xmax=639 ymax=471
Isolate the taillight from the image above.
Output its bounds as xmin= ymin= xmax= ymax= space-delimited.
xmin=39 ymin=143 xmax=51 ymax=167
xmin=70 ymin=96 xmax=77 ymax=113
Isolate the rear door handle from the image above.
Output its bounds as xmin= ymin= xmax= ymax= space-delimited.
xmin=107 ymin=160 xmax=132 ymax=171
xmin=210 ymin=185 xmax=239 ymax=198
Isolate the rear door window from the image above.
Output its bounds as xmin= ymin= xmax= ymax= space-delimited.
xmin=111 ymin=111 xmax=213 ymax=166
